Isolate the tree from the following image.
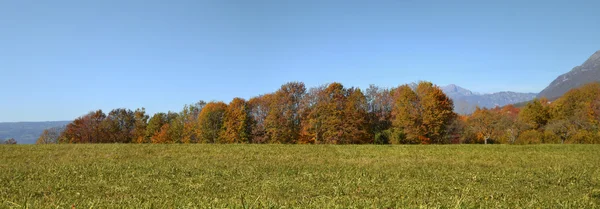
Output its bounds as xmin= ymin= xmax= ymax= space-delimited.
xmin=180 ymin=101 xmax=206 ymax=143
xmin=153 ymin=123 xmax=172 ymax=143
xmin=60 ymin=110 xmax=107 ymax=143
xmin=299 ymin=85 xmax=326 ymax=144
xmin=149 ymin=112 xmax=181 ymax=143
xmin=3 ymin=138 xmax=17 ymax=144
xmin=467 ymin=107 xmax=501 ymax=144
xmin=341 ymin=87 xmax=370 ymax=143
xmin=518 ymin=99 xmax=550 ymax=130
xmin=102 ymin=108 xmax=136 ymax=143
xmin=391 ymin=82 xmax=456 ymax=144
xmin=197 ymin=102 xmax=228 ymax=143
xmin=248 ymin=94 xmax=273 ymax=143
xmin=132 ymin=108 xmax=149 ymax=143
xmin=497 ymin=105 xmax=526 ymax=144
xmin=222 ymin=98 xmax=251 ymax=143
xmin=318 ymin=83 xmax=346 ymax=144
xmin=146 ymin=113 xmax=168 ymax=143
xmin=265 ymin=82 xmax=306 ymax=143
xmin=546 ymin=82 xmax=600 ymax=143
xmin=391 ymin=85 xmax=421 ymax=144
xmin=166 ymin=111 xmax=183 ymax=143
xmin=546 ymin=119 xmax=578 ymax=144
xmin=299 ymin=83 xmax=370 ymax=144
xmin=36 ymin=127 xmax=61 ymax=144
xmin=366 ymin=85 xmax=394 ymax=140
xmin=415 ymin=82 xmax=456 ymax=143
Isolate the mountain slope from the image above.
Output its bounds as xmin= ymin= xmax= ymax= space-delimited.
xmin=0 ymin=121 xmax=71 ymax=144
xmin=538 ymin=50 xmax=600 ymax=99
xmin=441 ymin=85 xmax=537 ymax=115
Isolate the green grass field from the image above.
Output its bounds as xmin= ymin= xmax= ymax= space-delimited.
xmin=1 ymin=145 xmax=600 ymax=208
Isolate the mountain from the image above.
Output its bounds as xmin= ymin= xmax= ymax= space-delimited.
xmin=441 ymin=85 xmax=537 ymax=115
xmin=0 ymin=121 xmax=71 ymax=144
xmin=538 ymin=50 xmax=600 ymax=100
xmin=442 ymin=84 xmax=479 ymax=98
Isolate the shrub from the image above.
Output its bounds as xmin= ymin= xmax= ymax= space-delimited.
xmin=516 ymin=130 xmax=542 ymax=144
xmin=568 ymin=130 xmax=594 ymax=144
xmin=374 ymin=131 xmax=390 ymax=144
xmin=542 ymin=130 xmax=561 ymax=144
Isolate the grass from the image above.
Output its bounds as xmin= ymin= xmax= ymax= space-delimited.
xmin=1 ymin=144 xmax=600 ymax=208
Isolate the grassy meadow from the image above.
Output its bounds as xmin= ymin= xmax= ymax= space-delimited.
xmin=1 ymin=144 xmax=600 ymax=208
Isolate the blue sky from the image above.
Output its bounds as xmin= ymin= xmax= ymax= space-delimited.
xmin=1 ymin=0 xmax=599 ymax=122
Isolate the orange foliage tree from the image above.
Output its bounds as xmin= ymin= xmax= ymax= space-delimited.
xmin=222 ymin=98 xmax=251 ymax=143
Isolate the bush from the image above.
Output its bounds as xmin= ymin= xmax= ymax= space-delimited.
xmin=568 ymin=130 xmax=594 ymax=144
xmin=542 ymin=130 xmax=561 ymax=144
xmin=386 ymin=128 xmax=417 ymax=144
xmin=374 ymin=131 xmax=390 ymax=144
xmin=516 ymin=130 xmax=542 ymax=144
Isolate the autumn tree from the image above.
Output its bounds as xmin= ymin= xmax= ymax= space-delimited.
xmin=518 ymin=99 xmax=550 ymax=130
xmin=391 ymin=85 xmax=420 ymax=144
xmin=341 ymin=87 xmax=370 ymax=143
xmin=36 ymin=127 xmax=62 ymax=144
xmin=146 ymin=112 xmax=168 ymax=143
xmin=248 ymin=94 xmax=273 ymax=143
xmin=391 ymin=82 xmax=456 ymax=144
xmin=222 ymin=98 xmax=251 ymax=143
xmin=495 ymin=105 xmax=527 ymax=144
xmin=299 ymin=85 xmax=326 ymax=144
xmin=466 ymin=107 xmax=501 ymax=144
xmin=265 ymin=82 xmax=306 ymax=143
xmin=60 ymin=110 xmax=107 ymax=143
xmin=316 ymin=83 xmax=346 ymax=144
xmin=299 ymin=83 xmax=370 ymax=144
xmin=132 ymin=108 xmax=149 ymax=143
xmin=149 ymin=112 xmax=181 ymax=143
xmin=365 ymin=85 xmax=394 ymax=140
xmin=546 ymin=119 xmax=578 ymax=144
xmin=197 ymin=101 xmax=228 ymax=143
xmin=180 ymin=101 xmax=206 ymax=143
xmin=102 ymin=108 xmax=136 ymax=143
xmin=546 ymin=82 xmax=600 ymax=143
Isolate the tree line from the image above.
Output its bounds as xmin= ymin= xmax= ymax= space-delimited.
xmin=37 ymin=81 xmax=600 ymax=144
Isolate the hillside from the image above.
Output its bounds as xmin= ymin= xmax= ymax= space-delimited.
xmin=441 ymin=84 xmax=537 ymax=114
xmin=0 ymin=121 xmax=70 ymax=144
xmin=538 ymin=50 xmax=600 ymax=99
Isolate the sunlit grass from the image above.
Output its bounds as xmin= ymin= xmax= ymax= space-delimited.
xmin=1 ymin=144 xmax=599 ymax=208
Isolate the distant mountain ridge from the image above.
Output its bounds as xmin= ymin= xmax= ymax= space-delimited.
xmin=440 ymin=85 xmax=537 ymax=115
xmin=0 ymin=121 xmax=71 ymax=144
xmin=538 ymin=50 xmax=600 ymax=99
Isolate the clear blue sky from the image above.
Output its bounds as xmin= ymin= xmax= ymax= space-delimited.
xmin=1 ymin=0 xmax=599 ymax=122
